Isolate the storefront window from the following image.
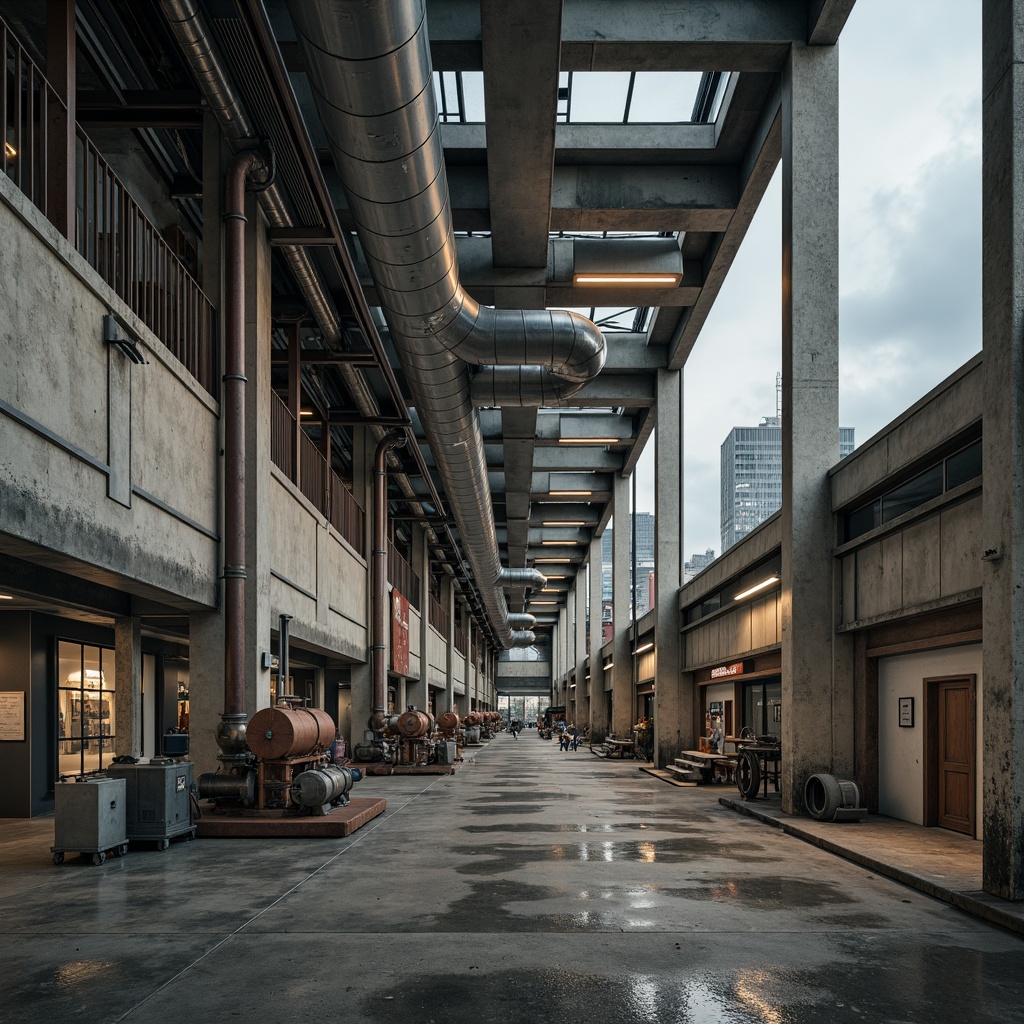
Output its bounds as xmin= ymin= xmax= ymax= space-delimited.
xmin=57 ymin=640 xmax=116 ymax=777
xmin=742 ymin=680 xmax=781 ymax=739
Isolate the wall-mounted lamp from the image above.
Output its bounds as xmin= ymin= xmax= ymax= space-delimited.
xmin=4 ymin=141 xmax=16 ymax=159
xmin=733 ymin=575 xmax=780 ymax=601
xmin=103 ymin=313 xmax=147 ymax=365
xmin=633 ymin=641 xmax=654 ymax=655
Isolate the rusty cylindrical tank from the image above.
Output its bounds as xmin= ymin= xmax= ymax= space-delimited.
xmin=395 ymin=709 xmax=433 ymax=738
xmin=247 ymin=705 xmax=335 ymax=759
xmin=466 ymin=711 xmax=483 ymax=726
xmin=438 ymin=711 xmax=460 ymax=734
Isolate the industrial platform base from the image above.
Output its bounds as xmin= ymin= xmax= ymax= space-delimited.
xmin=195 ymin=796 xmax=387 ymax=838
xmin=359 ymin=763 xmax=459 ymax=776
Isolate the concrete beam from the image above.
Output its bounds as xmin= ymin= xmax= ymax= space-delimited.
xmin=808 ymin=0 xmax=857 ymax=45
xmin=439 ymin=121 xmax=717 ymax=154
xmin=425 ymin=0 xmax=805 ymax=72
xmin=481 ymin=0 xmax=560 ymax=267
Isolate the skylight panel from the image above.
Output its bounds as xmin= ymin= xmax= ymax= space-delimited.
xmin=627 ymin=72 xmax=705 ymax=123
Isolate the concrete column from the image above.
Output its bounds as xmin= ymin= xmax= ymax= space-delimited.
xmin=350 ymin=426 xmax=374 ymax=741
xmin=780 ymin=41 xmax=842 ymax=813
xmin=611 ymin=473 xmax=633 ymax=737
xmin=444 ymin=576 xmax=456 ymax=713
xmin=408 ymin=528 xmax=429 ymax=712
xmin=589 ymin=537 xmax=604 ymax=739
xmin=575 ymin=570 xmax=589 ymax=731
xmin=654 ymin=369 xmax=685 ymax=767
xmin=188 ymin=610 xmax=224 ymax=775
xmin=982 ymin=0 xmax=1024 ymax=900
xmin=113 ymin=617 xmax=141 ymax=758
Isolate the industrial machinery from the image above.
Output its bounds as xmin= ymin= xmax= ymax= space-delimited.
xmin=105 ymin=758 xmax=197 ymax=849
xmin=198 ymin=697 xmax=361 ymax=815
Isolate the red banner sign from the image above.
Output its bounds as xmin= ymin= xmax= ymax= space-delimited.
xmin=710 ymin=661 xmax=745 ymax=679
xmin=391 ymin=589 xmax=410 ymax=676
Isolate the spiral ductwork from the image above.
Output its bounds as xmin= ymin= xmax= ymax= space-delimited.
xmin=288 ymin=0 xmax=606 ymax=647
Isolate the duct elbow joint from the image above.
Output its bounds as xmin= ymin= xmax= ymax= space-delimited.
xmin=499 ymin=567 xmax=547 ymax=589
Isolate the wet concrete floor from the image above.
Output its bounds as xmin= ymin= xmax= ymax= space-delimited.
xmin=2 ymin=733 xmax=1024 ymax=1023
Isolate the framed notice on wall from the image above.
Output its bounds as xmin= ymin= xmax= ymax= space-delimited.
xmin=898 ymin=696 xmax=915 ymax=728
xmin=0 ymin=691 xmax=26 ymax=741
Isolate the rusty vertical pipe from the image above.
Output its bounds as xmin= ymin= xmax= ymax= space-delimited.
xmin=216 ymin=149 xmax=261 ymax=762
xmin=371 ymin=431 xmax=406 ymax=730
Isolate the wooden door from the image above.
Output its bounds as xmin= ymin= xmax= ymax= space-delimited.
xmin=928 ymin=676 xmax=976 ymax=836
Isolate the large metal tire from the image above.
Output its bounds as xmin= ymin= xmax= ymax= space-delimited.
xmin=737 ymin=750 xmax=761 ymax=800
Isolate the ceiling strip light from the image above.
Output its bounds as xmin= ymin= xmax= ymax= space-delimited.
xmin=633 ymin=641 xmax=654 ymax=655
xmin=558 ymin=437 xmax=620 ymax=445
xmin=733 ymin=575 xmax=780 ymax=601
xmin=573 ymin=273 xmax=681 ymax=286
xmin=542 ymin=521 xmax=587 ymax=527
xmin=549 ymin=490 xmax=592 ymax=496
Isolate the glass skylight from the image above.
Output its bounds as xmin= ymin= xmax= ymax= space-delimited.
xmin=550 ymin=306 xmax=652 ymax=333
xmin=558 ymin=71 xmax=712 ymax=124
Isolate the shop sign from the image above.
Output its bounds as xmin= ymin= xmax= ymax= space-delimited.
xmin=391 ymin=590 xmax=410 ymax=676
xmin=710 ymin=661 xmax=745 ymax=679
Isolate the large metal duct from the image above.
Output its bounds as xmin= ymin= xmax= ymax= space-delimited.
xmin=289 ymin=0 xmax=606 ymax=647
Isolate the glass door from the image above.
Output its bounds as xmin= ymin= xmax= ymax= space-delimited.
xmin=57 ymin=640 xmax=116 ymax=776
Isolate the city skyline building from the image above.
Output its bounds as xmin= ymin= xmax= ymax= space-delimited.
xmin=720 ymin=416 xmax=855 ymax=552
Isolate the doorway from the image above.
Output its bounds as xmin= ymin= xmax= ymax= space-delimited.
xmin=925 ymin=674 xmax=976 ymax=836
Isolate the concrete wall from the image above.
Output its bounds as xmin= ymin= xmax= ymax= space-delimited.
xmin=0 ymin=168 xmax=219 ymax=610
xmin=877 ymin=645 xmax=983 ymax=838
xmin=268 ymin=470 xmax=368 ymax=662
xmin=680 ymin=515 xmax=782 ymax=672
xmin=832 ymin=357 xmax=983 ymax=629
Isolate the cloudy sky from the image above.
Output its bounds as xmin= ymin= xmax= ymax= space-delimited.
xmin=634 ymin=0 xmax=983 ymax=559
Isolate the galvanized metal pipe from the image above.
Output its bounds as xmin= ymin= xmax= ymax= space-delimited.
xmin=288 ymin=0 xmax=606 ymax=647
xmin=217 ymin=148 xmax=262 ymax=760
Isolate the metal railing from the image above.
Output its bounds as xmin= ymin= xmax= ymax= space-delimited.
xmin=428 ymin=593 xmax=448 ymax=636
xmin=270 ymin=392 xmax=366 ymax=553
xmin=454 ymin=623 xmax=467 ymax=656
xmin=2 ymin=17 xmax=217 ymax=397
xmin=388 ymin=543 xmax=421 ymax=611
xmin=1 ymin=19 xmax=61 ymax=218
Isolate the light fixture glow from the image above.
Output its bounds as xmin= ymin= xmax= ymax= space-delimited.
xmin=0 ymin=594 xmax=13 ymax=600
xmin=573 ymin=273 xmax=682 ymax=287
xmin=535 ymin=557 xmax=572 ymax=563
xmin=603 ymin=661 xmax=614 ymax=670
xmin=530 ymin=600 xmax=558 ymax=605
xmin=558 ymin=437 xmax=620 ymax=445
xmin=299 ymin=409 xmax=315 ymax=418
xmin=4 ymin=141 xmax=16 ymax=159
xmin=633 ymin=641 xmax=654 ymax=655
xmin=549 ymin=490 xmax=592 ymax=496
xmin=541 ymin=539 xmax=581 ymax=546
xmin=542 ymin=521 xmax=587 ymax=527
xmin=733 ymin=575 xmax=780 ymax=601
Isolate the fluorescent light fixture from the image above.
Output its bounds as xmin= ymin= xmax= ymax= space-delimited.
xmin=633 ymin=641 xmax=654 ymax=655
xmin=535 ymin=557 xmax=572 ymax=563
xmin=300 ymin=409 xmax=314 ymax=418
xmin=733 ymin=575 xmax=780 ymax=601
xmin=0 ymin=594 xmax=13 ymax=600
xmin=530 ymin=600 xmax=558 ymax=605
xmin=544 ymin=574 xmax=567 ymax=579
xmin=549 ymin=490 xmax=592 ymax=496
xmin=603 ymin=661 xmax=614 ymax=670
xmin=573 ymin=272 xmax=681 ymax=287
xmin=542 ymin=521 xmax=587 ymax=527
xmin=4 ymin=141 xmax=16 ymax=159
xmin=558 ymin=437 xmax=620 ymax=445
xmin=541 ymin=539 xmax=581 ymax=546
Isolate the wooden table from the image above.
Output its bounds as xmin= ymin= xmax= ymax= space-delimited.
xmin=605 ymin=739 xmax=635 ymax=758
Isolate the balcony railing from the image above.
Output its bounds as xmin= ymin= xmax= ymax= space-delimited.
xmin=2 ymin=17 xmax=217 ymax=397
xmin=428 ymin=593 xmax=448 ymax=636
xmin=454 ymin=623 xmax=467 ymax=657
xmin=388 ymin=543 xmax=421 ymax=611
xmin=270 ymin=392 xmax=366 ymax=554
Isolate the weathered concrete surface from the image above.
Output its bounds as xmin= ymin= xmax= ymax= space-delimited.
xmin=3 ymin=735 xmax=1023 ymax=1024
